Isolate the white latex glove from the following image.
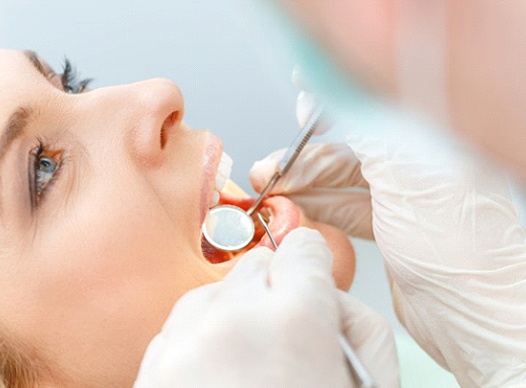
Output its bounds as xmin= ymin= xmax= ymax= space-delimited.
xmin=135 ymin=228 xmax=367 ymax=388
xmin=345 ymin=130 xmax=526 ymax=387
xmin=250 ymin=142 xmax=373 ymax=240
xmin=251 ymin=92 xmax=526 ymax=385
xmin=251 ymin=85 xmax=373 ymax=240
xmin=339 ymin=292 xmax=399 ymax=388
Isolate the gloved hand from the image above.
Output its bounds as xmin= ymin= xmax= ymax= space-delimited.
xmin=250 ymin=84 xmax=373 ymax=240
xmin=250 ymin=92 xmax=526 ymax=386
xmin=339 ymin=292 xmax=399 ymax=388
xmin=135 ymin=227 xmax=398 ymax=388
xmin=250 ymin=142 xmax=373 ymax=240
xmin=345 ymin=130 xmax=526 ymax=387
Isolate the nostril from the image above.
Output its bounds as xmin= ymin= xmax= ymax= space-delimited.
xmin=160 ymin=111 xmax=180 ymax=149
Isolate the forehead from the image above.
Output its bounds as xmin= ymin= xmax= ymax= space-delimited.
xmin=0 ymin=49 xmax=45 ymax=91
xmin=0 ymin=49 xmax=33 ymax=80
xmin=0 ymin=50 xmax=49 ymax=117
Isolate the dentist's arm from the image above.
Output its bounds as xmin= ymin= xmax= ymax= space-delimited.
xmin=345 ymin=130 xmax=526 ymax=387
xmin=250 ymin=109 xmax=526 ymax=387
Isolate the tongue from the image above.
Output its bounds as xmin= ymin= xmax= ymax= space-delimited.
xmin=201 ymin=192 xmax=301 ymax=263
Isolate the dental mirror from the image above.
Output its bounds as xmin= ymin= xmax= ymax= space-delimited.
xmin=202 ymin=106 xmax=324 ymax=252
xmin=202 ymin=205 xmax=255 ymax=251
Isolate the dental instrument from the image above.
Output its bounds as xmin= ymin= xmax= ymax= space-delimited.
xmin=255 ymin=212 xmax=278 ymax=249
xmin=202 ymin=105 xmax=324 ymax=252
xmin=256 ymin=213 xmax=376 ymax=388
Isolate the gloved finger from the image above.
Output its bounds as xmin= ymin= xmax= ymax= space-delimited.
xmin=291 ymin=66 xmax=306 ymax=91
xmin=135 ymin=333 xmax=166 ymax=388
xmin=296 ymin=90 xmax=316 ymax=129
xmin=338 ymin=291 xmax=400 ymax=388
xmin=291 ymin=66 xmax=316 ymax=97
xmin=269 ymin=227 xmax=335 ymax=297
xmin=250 ymin=143 xmax=368 ymax=195
xmin=136 ymin=282 xmax=219 ymax=380
xmin=296 ymin=91 xmax=331 ymax=136
xmin=160 ymin=282 xmax=223 ymax=336
xmin=222 ymin=246 xmax=273 ymax=288
xmin=288 ymin=190 xmax=373 ymax=240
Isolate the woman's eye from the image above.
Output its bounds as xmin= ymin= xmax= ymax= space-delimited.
xmin=29 ymin=142 xmax=62 ymax=208
xmin=38 ymin=156 xmax=57 ymax=176
xmin=36 ymin=155 xmax=58 ymax=196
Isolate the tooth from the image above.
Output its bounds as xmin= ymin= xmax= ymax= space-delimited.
xmin=215 ymin=173 xmax=227 ymax=192
xmin=209 ymin=190 xmax=220 ymax=208
xmin=218 ymin=157 xmax=232 ymax=177
xmin=215 ymin=152 xmax=232 ymax=192
xmin=221 ymin=152 xmax=233 ymax=168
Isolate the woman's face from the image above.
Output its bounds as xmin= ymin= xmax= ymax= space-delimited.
xmin=0 ymin=50 xmax=355 ymax=386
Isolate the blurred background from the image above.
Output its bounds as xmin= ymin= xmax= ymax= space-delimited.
xmin=0 ymin=1 xmax=460 ymax=386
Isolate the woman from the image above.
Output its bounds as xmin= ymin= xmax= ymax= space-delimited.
xmin=0 ymin=49 xmax=355 ymax=387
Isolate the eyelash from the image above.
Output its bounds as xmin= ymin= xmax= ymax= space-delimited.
xmin=61 ymin=58 xmax=92 ymax=94
xmin=29 ymin=138 xmax=64 ymax=209
xmin=28 ymin=58 xmax=90 ymax=209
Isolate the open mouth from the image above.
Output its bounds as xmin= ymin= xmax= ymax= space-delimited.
xmin=201 ymin=189 xmax=301 ymax=264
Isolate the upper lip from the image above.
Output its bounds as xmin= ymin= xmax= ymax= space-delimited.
xmin=200 ymin=133 xmax=223 ymax=225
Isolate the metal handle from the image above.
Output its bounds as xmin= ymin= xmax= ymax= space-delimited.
xmin=338 ymin=335 xmax=377 ymax=388
xmin=246 ymin=106 xmax=324 ymax=216
xmin=277 ymin=105 xmax=323 ymax=175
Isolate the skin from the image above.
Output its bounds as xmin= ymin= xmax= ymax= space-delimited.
xmin=279 ymin=0 xmax=526 ymax=177
xmin=0 ymin=49 xmax=355 ymax=387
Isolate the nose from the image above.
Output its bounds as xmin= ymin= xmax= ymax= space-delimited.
xmin=85 ymin=78 xmax=185 ymax=166
xmin=128 ymin=78 xmax=184 ymax=165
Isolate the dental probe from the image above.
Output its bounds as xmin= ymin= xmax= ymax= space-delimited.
xmin=256 ymin=213 xmax=377 ymax=388
xmin=256 ymin=213 xmax=278 ymax=249
xmin=246 ymin=104 xmax=323 ymax=216
xmin=202 ymin=105 xmax=324 ymax=252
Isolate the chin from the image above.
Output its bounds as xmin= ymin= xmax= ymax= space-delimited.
xmin=202 ymin=180 xmax=355 ymax=290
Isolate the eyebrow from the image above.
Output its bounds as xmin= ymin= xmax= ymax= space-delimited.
xmin=0 ymin=106 xmax=32 ymax=155
xmin=0 ymin=51 xmax=55 ymax=216
xmin=25 ymin=50 xmax=50 ymax=80
xmin=0 ymin=51 xmax=45 ymax=165
xmin=0 ymin=105 xmax=34 ymax=218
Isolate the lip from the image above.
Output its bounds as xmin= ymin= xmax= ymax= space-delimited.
xmin=201 ymin=192 xmax=302 ymax=264
xmin=218 ymin=192 xmax=301 ymax=249
xmin=199 ymin=133 xmax=223 ymax=225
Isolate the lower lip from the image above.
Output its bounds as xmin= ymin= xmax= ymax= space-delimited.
xmin=200 ymin=133 xmax=223 ymax=225
xmin=219 ymin=192 xmax=301 ymax=249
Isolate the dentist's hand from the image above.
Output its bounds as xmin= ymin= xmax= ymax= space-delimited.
xmin=251 ymin=85 xmax=526 ymax=385
xmin=250 ymin=142 xmax=373 ymax=240
xmin=346 ymin=130 xmax=526 ymax=387
xmin=135 ymin=228 xmax=357 ymax=388
xmin=250 ymin=87 xmax=373 ymax=240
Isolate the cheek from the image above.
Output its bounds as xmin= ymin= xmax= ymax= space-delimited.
xmin=14 ymin=179 xmax=220 ymax=372
xmin=306 ymin=220 xmax=356 ymax=291
xmin=55 ymin=181 xmax=197 ymax=281
xmin=26 ymin=177 xmax=210 ymax=330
